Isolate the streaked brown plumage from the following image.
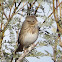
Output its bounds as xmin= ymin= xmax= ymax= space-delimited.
xmin=15 ymin=16 xmax=39 ymax=53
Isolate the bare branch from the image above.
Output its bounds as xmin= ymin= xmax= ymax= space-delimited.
xmin=48 ymin=1 xmax=62 ymax=18
xmin=16 ymin=2 xmax=28 ymax=14
xmin=16 ymin=42 xmax=38 ymax=62
xmin=3 ymin=12 xmax=8 ymax=20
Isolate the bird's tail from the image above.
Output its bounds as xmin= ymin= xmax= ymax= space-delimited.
xmin=15 ymin=44 xmax=23 ymax=54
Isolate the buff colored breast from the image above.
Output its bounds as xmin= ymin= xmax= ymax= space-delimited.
xmin=23 ymin=32 xmax=38 ymax=47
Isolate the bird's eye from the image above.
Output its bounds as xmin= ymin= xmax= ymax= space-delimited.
xmin=27 ymin=21 xmax=30 ymax=22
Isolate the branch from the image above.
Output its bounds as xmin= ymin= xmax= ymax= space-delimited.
xmin=16 ymin=2 xmax=28 ymax=14
xmin=3 ymin=12 xmax=8 ymax=20
xmin=48 ymin=1 xmax=62 ymax=34
xmin=57 ymin=23 xmax=62 ymax=33
xmin=34 ymin=4 xmax=40 ymax=15
xmin=58 ymin=0 xmax=61 ymax=17
xmin=3 ymin=1 xmax=28 ymax=32
xmin=48 ymin=1 xmax=62 ymax=18
xmin=16 ymin=42 xmax=38 ymax=62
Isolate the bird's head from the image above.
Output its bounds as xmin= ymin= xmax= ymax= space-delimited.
xmin=26 ymin=16 xmax=38 ymax=26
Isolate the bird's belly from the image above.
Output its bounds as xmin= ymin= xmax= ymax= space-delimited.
xmin=23 ymin=33 xmax=38 ymax=47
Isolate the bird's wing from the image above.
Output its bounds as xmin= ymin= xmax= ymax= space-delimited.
xmin=17 ymin=21 xmax=27 ymax=44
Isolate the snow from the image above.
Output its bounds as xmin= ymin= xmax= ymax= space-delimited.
xmin=26 ymin=56 xmax=54 ymax=62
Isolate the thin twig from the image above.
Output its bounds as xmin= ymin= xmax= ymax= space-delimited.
xmin=48 ymin=1 xmax=62 ymax=34
xmin=16 ymin=2 xmax=28 ymax=14
xmin=3 ymin=11 xmax=8 ymax=20
xmin=34 ymin=4 xmax=40 ymax=15
xmin=48 ymin=1 xmax=62 ymax=18
xmin=58 ymin=0 xmax=61 ymax=18
xmin=53 ymin=0 xmax=57 ymax=62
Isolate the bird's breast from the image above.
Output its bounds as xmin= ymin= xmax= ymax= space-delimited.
xmin=23 ymin=32 xmax=38 ymax=47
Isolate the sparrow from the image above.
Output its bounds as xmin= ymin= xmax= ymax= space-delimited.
xmin=15 ymin=15 xmax=39 ymax=53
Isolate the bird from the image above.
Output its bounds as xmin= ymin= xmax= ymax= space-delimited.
xmin=15 ymin=15 xmax=39 ymax=53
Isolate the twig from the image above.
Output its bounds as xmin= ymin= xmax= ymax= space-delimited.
xmin=1 ymin=3 xmax=3 ymax=29
xmin=48 ymin=1 xmax=62 ymax=34
xmin=16 ymin=42 xmax=38 ymax=62
xmin=53 ymin=0 xmax=57 ymax=62
xmin=34 ymin=4 xmax=40 ymax=15
xmin=0 ymin=3 xmax=4 ymax=57
xmin=48 ymin=1 xmax=62 ymax=18
xmin=58 ymin=0 xmax=61 ymax=18
xmin=16 ymin=2 xmax=28 ymax=14
xmin=56 ymin=0 xmax=58 ymax=20
xmin=3 ymin=11 xmax=8 ymax=20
